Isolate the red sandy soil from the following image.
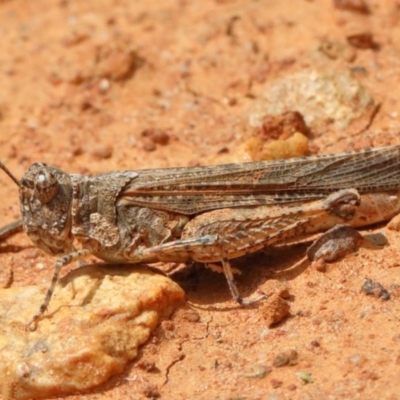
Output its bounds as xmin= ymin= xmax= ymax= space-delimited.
xmin=1 ymin=1 xmax=400 ymax=399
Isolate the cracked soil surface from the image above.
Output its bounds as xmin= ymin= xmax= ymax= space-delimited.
xmin=0 ymin=0 xmax=400 ymax=399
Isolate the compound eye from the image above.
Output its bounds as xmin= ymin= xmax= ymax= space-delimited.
xmin=21 ymin=177 xmax=34 ymax=189
xmin=20 ymin=177 xmax=34 ymax=198
xmin=34 ymin=170 xmax=59 ymax=204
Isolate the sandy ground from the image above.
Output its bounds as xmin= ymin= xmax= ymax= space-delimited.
xmin=1 ymin=0 xmax=400 ymax=399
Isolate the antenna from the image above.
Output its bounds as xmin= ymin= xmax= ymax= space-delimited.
xmin=0 ymin=161 xmax=20 ymax=187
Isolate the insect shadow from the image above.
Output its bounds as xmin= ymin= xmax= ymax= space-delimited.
xmin=171 ymin=243 xmax=311 ymax=307
xmin=173 ymin=229 xmax=388 ymax=308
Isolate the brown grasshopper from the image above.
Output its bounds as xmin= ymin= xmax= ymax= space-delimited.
xmin=1 ymin=144 xmax=400 ymax=329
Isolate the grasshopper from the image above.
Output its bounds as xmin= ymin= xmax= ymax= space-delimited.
xmin=1 ymin=144 xmax=400 ymax=329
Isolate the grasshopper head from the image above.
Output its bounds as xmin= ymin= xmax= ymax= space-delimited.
xmin=19 ymin=163 xmax=74 ymax=255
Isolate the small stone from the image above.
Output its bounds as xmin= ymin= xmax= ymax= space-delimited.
xmin=137 ymin=359 xmax=157 ymax=372
xmin=141 ymin=129 xmax=170 ymax=145
xmin=180 ymin=309 xmax=200 ymax=323
xmin=79 ymin=99 xmax=93 ymax=111
xmin=307 ymin=225 xmax=363 ymax=262
xmin=96 ymin=45 xmax=139 ymax=81
xmin=270 ymin=379 xmax=283 ymax=388
xmin=242 ymin=131 xmax=310 ymax=162
xmin=347 ymin=33 xmax=379 ymax=50
xmin=272 ymin=350 xmax=298 ymax=368
xmin=142 ymin=383 xmax=160 ymax=398
xmin=90 ymin=144 xmax=113 ymax=160
xmin=260 ymin=293 xmax=290 ymax=327
xmin=71 ymin=144 xmax=84 ymax=156
xmin=362 ymin=278 xmax=390 ymax=300
xmin=99 ymin=79 xmax=110 ymax=93
xmin=254 ymin=111 xmax=309 ymax=141
xmin=243 ymin=363 xmax=271 ymax=379
xmin=142 ymin=141 xmax=157 ymax=152
xmin=333 ymin=0 xmax=370 ymax=14
xmin=161 ymin=320 xmax=175 ymax=331
xmin=318 ymin=37 xmax=356 ymax=62
xmin=364 ymin=232 xmax=388 ymax=246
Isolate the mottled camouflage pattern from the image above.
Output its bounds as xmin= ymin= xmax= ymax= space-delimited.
xmin=3 ymin=145 xmax=400 ymax=328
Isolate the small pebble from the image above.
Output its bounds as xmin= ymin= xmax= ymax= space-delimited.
xmin=137 ymin=359 xmax=157 ymax=372
xmin=99 ymin=79 xmax=110 ymax=93
xmin=307 ymin=225 xmax=363 ymax=262
xmin=333 ymin=0 xmax=370 ymax=14
xmin=141 ymin=129 xmax=170 ymax=145
xmin=362 ymin=278 xmax=390 ymax=301
xmin=161 ymin=320 xmax=175 ymax=331
xmin=272 ymin=350 xmax=298 ymax=368
xmin=270 ymin=379 xmax=282 ymax=388
xmin=180 ymin=309 xmax=200 ymax=323
xmin=347 ymin=32 xmax=378 ymax=50
xmin=243 ymin=363 xmax=271 ymax=379
xmin=142 ymin=141 xmax=156 ymax=152
xmin=90 ymin=144 xmax=113 ymax=160
xmin=142 ymin=383 xmax=160 ymax=398
xmin=260 ymin=293 xmax=290 ymax=327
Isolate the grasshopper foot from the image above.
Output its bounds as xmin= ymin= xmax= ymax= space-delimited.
xmin=26 ymin=311 xmax=42 ymax=331
xmin=26 ymin=298 xmax=50 ymax=330
xmin=235 ymin=292 xmax=266 ymax=306
xmin=222 ymin=256 xmax=266 ymax=306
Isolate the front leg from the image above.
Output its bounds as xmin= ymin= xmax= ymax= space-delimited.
xmin=136 ymin=189 xmax=361 ymax=304
xmin=27 ymin=248 xmax=91 ymax=330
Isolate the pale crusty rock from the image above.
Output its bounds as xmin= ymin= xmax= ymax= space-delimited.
xmin=0 ymin=264 xmax=184 ymax=400
xmin=248 ymin=69 xmax=374 ymax=131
